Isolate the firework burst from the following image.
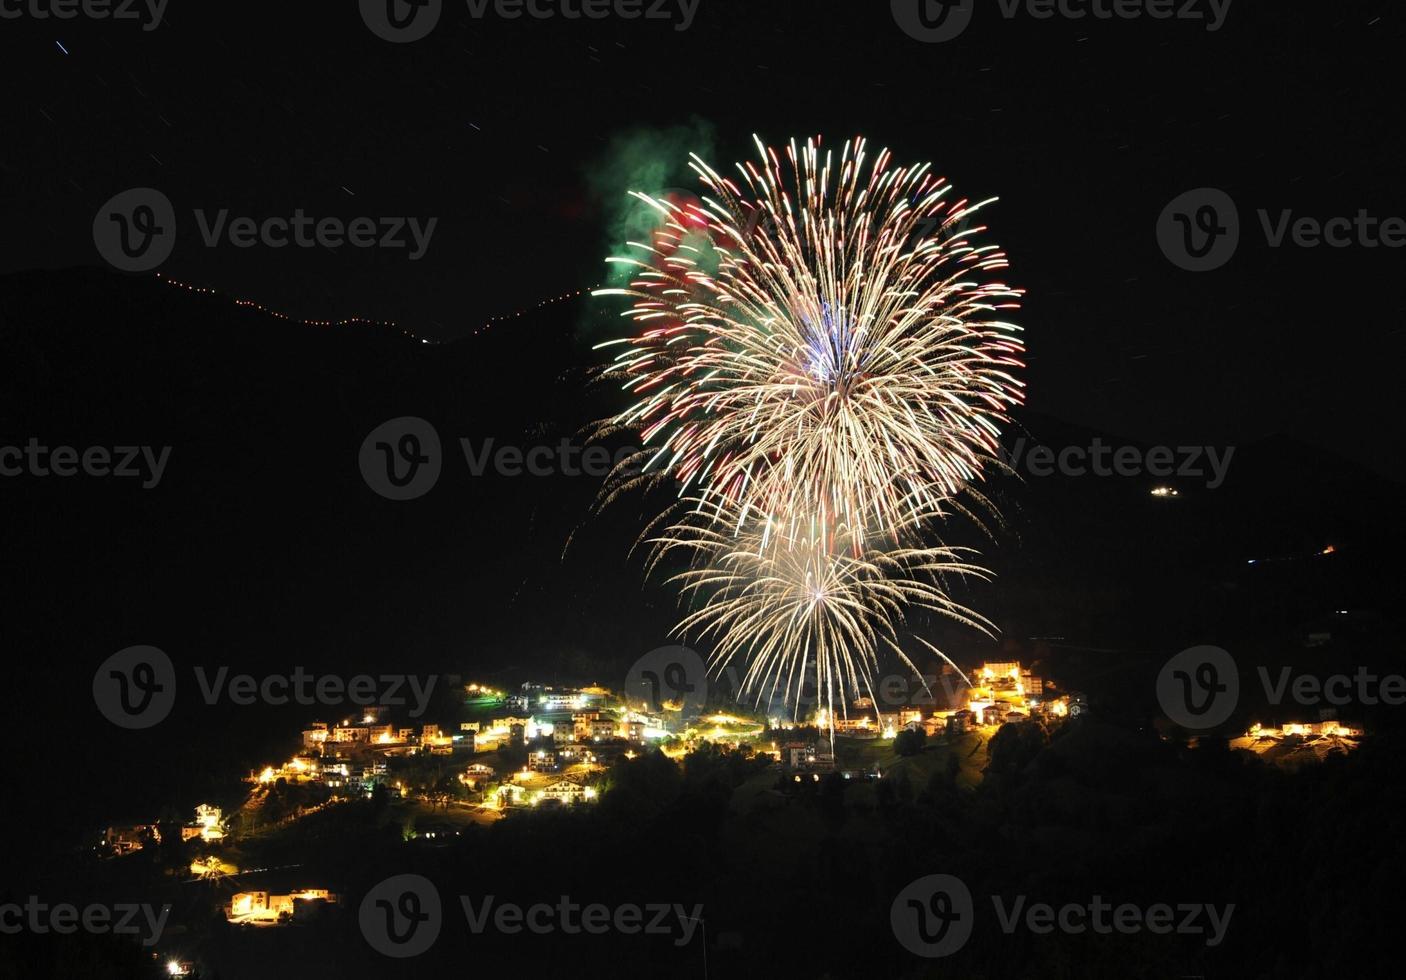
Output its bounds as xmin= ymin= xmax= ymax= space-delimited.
xmin=595 ymin=135 xmax=1025 ymax=550
xmin=650 ymin=500 xmax=990 ymax=725
xmin=594 ymin=135 xmax=1024 ymax=732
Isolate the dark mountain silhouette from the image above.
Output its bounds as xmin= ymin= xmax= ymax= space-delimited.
xmin=2 ymin=267 xmax=1399 ymax=864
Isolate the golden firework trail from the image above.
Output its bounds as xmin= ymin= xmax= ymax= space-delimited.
xmin=650 ymin=500 xmax=988 ymax=727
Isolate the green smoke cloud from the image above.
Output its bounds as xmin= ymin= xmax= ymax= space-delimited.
xmin=587 ymin=119 xmax=718 ymax=289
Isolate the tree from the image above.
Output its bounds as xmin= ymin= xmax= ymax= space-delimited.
xmin=894 ymin=726 xmax=926 ymax=756
xmin=944 ymin=750 xmax=961 ymax=785
xmin=986 ymin=721 xmax=1047 ymax=777
xmin=819 ymin=772 xmax=847 ymax=826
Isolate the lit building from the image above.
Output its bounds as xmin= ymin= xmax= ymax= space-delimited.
xmin=782 ymin=741 xmax=836 ymax=772
xmin=496 ymin=783 xmax=527 ymax=808
xmin=528 ymin=750 xmax=559 ymax=772
xmin=537 ymin=778 xmax=595 ymax=805
xmin=577 ymin=712 xmax=618 ymax=741
xmin=832 ymin=715 xmax=878 ymax=735
xmin=301 ymin=722 xmax=329 ymax=749
xmin=103 ymin=824 xmax=154 ymax=856
xmin=420 ymin=724 xmax=454 ymax=754
xmin=1247 ymin=720 xmax=1364 ymax=739
xmin=228 ymin=889 xmax=339 ymax=925
xmin=934 ymin=661 xmax=1068 ymax=727
xmin=368 ymin=724 xmax=397 ymax=744
xmin=980 ymin=703 xmax=1009 ymax=726
xmin=461 ymin=762 xmax=495 ymax=788
xmin=180 ymin=804 xmax=225 ymax=842
xmin=539 ymin=688 xmax=591 ymax=711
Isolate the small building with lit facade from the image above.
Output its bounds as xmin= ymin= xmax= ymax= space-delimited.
xmin=180 ymin=804 xmax=224 ymax=842
xmin=538 ymin=778 xmax=594 ymax=805
xmin=228 ymin=889 xmax=339 ymax=925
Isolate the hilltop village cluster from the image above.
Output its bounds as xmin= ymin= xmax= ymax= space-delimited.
xmin=95 ymin=657 xmax=1368 ymax=928
xmin=100 ymin=663 xmax=1092 ymax=926
xmin=259 ymin=663 xmax=1087 ymax=801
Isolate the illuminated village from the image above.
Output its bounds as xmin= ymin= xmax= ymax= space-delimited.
xmin=90 ymin=656 xmax=1374 ymax=943
xmin=1230 ymin=717 xmax=1364 ymax=764
xmin=94 ymin=662 xmax=1089 ymax=927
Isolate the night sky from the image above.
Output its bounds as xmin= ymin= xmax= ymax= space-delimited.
xmin=3 ymin=0 xmax=1402 ymax=477
xmin=3 ymin=6 xmax=1406 ymax=976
